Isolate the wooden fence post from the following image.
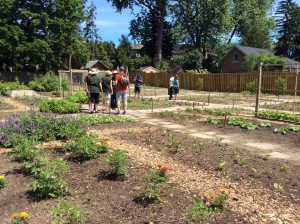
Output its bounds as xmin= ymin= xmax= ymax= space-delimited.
xmin=294 ymin=65 xmax=299 ymax=113
xmin=255 ymin=63 xmax=263 ymax=116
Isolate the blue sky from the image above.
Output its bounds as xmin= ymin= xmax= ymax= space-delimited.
xmin=91 ymin=0 xmax=300 ymax=46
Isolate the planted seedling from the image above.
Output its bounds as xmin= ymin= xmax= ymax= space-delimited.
xmin=235 ymin=155 xmax=247 ymax=165
xmin=273 ymin=183 xmax=284 ymax=193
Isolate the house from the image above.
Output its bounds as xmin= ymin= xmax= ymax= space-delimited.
xmin=136 ymin=66 xmax=159 ymax=73
xmin=84 ymin=60 xmax=109 ymax=70
xmin=220 ymin=45 xmax=300 ymax=73
xmin=130 ymin=44 xmax=143 ymax=57
xmin=172 ymin=45 xmax=186 ymax=55
xmin=220 ymin=45 xmax=272 ymax=73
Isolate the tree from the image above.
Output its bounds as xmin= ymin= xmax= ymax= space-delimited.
xmin=130 ymin=9 xmax=175 ymax=64
xmin=83 ymin=1 xmax=100 ymax=60
xmin=243 ymin=53 xmax=287 ymax=71
xmin=107 ymin=0 xmax=168 ymax=66
xmin=228 ymin=0 xmax=275 ymax=50
xmin=274 ymin=0 xmax=300 ymax=60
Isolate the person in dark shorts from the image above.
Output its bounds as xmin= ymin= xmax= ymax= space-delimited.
xmin=85 ymin=68 xmax=101 ymax=113
xmin=133 ymin=74 xmax=143 ymax=98
xmin=110 ymin=70 xmax=118 ymax=110
xmin=173 ymin=75 xmax=180 ymax=102
xmin=100 ymin=71 xmax=113 ymax=112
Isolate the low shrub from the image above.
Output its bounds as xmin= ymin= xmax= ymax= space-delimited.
xmin=39 ymin=99 xmax=80 ymax=113
xmin=0 ymin=79 xmax=28 ymax=95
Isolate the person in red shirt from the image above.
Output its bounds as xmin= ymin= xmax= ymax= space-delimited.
xmin=115 ymin=66 xmax=129 ymax=114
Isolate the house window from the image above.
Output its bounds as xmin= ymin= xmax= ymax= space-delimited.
xmin=233 ymin=52 xmax=238 ymax=62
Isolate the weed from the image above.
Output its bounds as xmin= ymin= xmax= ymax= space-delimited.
xmin=281 ymin=163 xmax=289 ymax=172
xmin=235 ymin=155 xmax=247 ymax=165
xmin=216 ymin=160 xmax=226 ymax=171
xmin=106 ymin=149 xmax=128 ymax=177
xmin=273 ymin=183 xmax=284 ymax=192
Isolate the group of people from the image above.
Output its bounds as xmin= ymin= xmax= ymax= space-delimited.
xmin=85 ymin=66 xmax=143 ymax=115
xmin=168 ymin=75 xmax=180 ymax=101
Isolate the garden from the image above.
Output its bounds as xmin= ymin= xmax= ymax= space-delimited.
xmin=0 ymin=78 xmax=300 ymax=223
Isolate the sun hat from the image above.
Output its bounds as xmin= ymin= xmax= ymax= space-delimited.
xmin=112 ymin=70 xmax=118 ymax=74
xmin=170 ymin=77 xmax=174 ymax=81
xmin=88 ymin=68 xmax=99 ymax=74
xmin=119 ymin=66 xmax=125 ymax=71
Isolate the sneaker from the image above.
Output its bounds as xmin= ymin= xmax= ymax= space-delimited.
xmin=89 ymin=110 xmax=93 ymax=114
xmin=116 ymin=111 xmax=120 ymax=115
xmin=122 ymin=111 xmax=126 ymax=115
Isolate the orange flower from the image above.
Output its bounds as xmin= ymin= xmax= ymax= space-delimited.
xmin=209 ymin=193 xmax=216 ymax=199
xmin=104 ymin=140 xmax=109 ymax=145
xmin=157 ymin=164 xmax=162 ymax=168
xmin=11 ymin=213 xmax=17 ymax=219
xmin=227 ymin=188 xmax=233 ymax=194
xmin=162 ymin=166 xmax=168 ymax=172
xmin=20 ymin=212 xmax=28 ymax=219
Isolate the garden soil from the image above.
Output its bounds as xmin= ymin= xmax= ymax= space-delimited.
xmin=0 ymin=95 xmax=300 ymax=223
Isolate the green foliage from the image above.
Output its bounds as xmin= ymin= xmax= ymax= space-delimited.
xmin=274 ymin=77 xmax=287 ymax=95
xmin=251 ymin=168 xmax=261 ymax=177
xmin=274 ymin=127 xmax=289 ymax=134
xmin=106 ymin=149 xmax=128 ymax=176
xmin=188 ymin=198 xmax=209 ymax=220
xmin=186 ymin=69 xmax=209 ymax=74
xmin=243 ymin=53 xmax=287 ymax=71
xmin=77 ymin=115 xmax=132 ymax=125
xmin=273 ymin=183 xmax=284 ymax=193
xmin=288 ymin=125 xmax=300 ymax=132
xmin=29 ymin=73 xmax=59 ymax=92
xmin=51 ymin=200 xmax=91 ymax=224
xmin=143 ymin=165 xmax=168 ymax=202
xmin=235 ymin=155 xmax=247 ymax=165
xmin=67 ymin=92 xmax=88 ymax=104
xmin=62 ymin=133 xmax=108 ymax=160
xmin=39 ymin=99 xmax=80 ymax=114
xmin=206 ymin=117 xmax=221 ymax=125
xmin=281 ymin=163 xmax=289 ymax=172
xmin=227 ymin=117 xmax=258 ymax=130
xmin=216 ymin=160 xmax=226 ymax=171
xmin=0 ymin=175 xmax=5 ymax=189
xmin=171 ymin=49 xmax=203 ymax=71
xmin=260 ymin=122 xmax=272 ymax=128
xmin=156 ymin=59 xmax=171 ymax=72
xmin=257 ymin=110 xmax=300 ymax=123
xmin=11 ymin=136 xmax=42 ymax=162
xmin=30 ymin=158 xmax=69 ymax=198
xmin=0 ymin=80 xmax=28 ymax=95
xmin=195 ymin=77 xmax=205 ymax=91
xmin=246 ymin=80 xmax=257 ymax=94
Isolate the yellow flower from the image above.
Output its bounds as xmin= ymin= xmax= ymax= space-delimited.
xmin=20 ymin=212 xmax=28 ymax=219
xmin=104 ymin=140 xmax=109 ymax=145
xmin=11 ymin=213 xmax=17 ymax=219
xmin=0 ymin=175 xmax=4 ymax=180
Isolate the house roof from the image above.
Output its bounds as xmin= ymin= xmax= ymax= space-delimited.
xmin=137 ymin=66 xmax=159 ymax=73
xmin=220 ymin=45 xmax=273 ymax=63
xmin=131 ymin=44 xmax=143 ymax=50
xmin=84 ymin=60 xmax=109 ymax=70
xmin=284 ymin=57 xmax=300 ymax=69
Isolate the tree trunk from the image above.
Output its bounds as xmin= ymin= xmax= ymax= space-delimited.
xmin=154 ymin=10 xmax=164 ymax=67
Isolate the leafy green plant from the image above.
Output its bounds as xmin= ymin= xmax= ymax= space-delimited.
xmin=213 ymin=137 xmax=228 ymax=150
xmin=51 ymin=200 xmax=91 ymax=224
xmin=257 ymin=110 xmax=300 ymax=123
xmin=260 ymin=152 xmax=271 ymax=160
xmin=62 ymin=133 xmax=108 ymax=160
xmin=274 ymin=77 xmax=287 ymax=96
xmin=273 ymin=183 xmax=284 ymax=192
xmin=235 ymin=155 xmax=247 ymax=165
xmin=281 ymin=163 xmax=289 ymax=172
xmin=142 ymin=165 xmax=168 ymax=202
xmin=30 ymin=158 xmax=69 ymax=198
xmin=10 ymin=212 xmax=30 ymax=224
xmin=251 ymin=168 xmax=261 ymax=177
xmin=67 ymin=91 xmax=88 ymax=104
xmin=106 ymin=149 xmax=128 ymax=177
xmin=171 ymin=138 xmax=182 ymax=153
xmin=29 ymin=72 xmax=58 ymax=92
xmin=216 ymin=160 xmax=226 ymax=171
xmin=288 ymin=125 xmax=300 ymax=132
xmin=193 ymin=137 xmax=203 ymax=153
xmin=206 ymin=117 xmax=221 ymax=125
xmin=0 ymin=79 xmax=28 ymax=95
xmin=0 ymin=175 xmax=5 ymax=189
xmin=260 ymin=122 xmax=272 ymax=127
xmin=39 ymin=99 xmax=80 ymax=114
xmin=78 ymin=115 xmax=132 ymax=125
xmin=274 ymin=127 xmax=289 ymax=134
xmin=11 ymin=137 xmax=43 ymax=162
xmin=196 ymin=77 xmax=205 ymax=91
xmin=246 ymin=80 xmax=257 ymax=94
xmin=188 ymin=198 xmax=209 ymax=221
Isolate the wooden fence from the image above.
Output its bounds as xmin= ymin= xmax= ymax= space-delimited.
xmin=130 ymin=71 xmax=300 ymax=95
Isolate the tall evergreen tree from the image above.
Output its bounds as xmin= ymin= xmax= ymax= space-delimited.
xmin=83 ymin=1 xmax=100 ymax=60
xmin=274 ymin=0 xmax=300 ymax=60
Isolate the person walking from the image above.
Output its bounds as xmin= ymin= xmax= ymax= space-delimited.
xmin=133 ymin=74 xmax=143 ymax=98
xmin=173 ymin=75 xmax=180 ymax=102
xmin=84 ymin=71 xmax=92 ymax=111
xmin=168 ymin=76 xmax=174 ymax=100
xmin=115 ymin=66 xmax=129 ymax=115
xmin=85 ymin=68 xmax=101 ymax=114
xmin=110 ymin=70 xmax=118 ymax=110
xmin=100 ymin=71 xmax=113 ymax=112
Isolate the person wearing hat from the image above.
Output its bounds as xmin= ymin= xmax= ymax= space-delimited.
xmin=85 ymin=68 xmax=101 ymax=113
xmin=100 ymin=71 xmax=113 ymax=112
xmin=115 ymin=66 xmax=129 ymax=115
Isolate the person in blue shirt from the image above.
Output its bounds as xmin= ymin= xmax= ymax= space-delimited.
xmin=133 ymin=74 xmax=143 ymax=98
xmin=173 ymin=75 xmax=180 ymax=102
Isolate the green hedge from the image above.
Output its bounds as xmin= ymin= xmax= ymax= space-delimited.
xmin=39 ymin=99 xmax=80 ymax=114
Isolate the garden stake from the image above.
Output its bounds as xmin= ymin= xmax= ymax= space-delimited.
xmin=223 ymin=113 xmax=227 ymax=128
xmin=193 ymin=102 xmax=195 ymax=110
xmin=208 ymin=93 xmax=210 ymax=105
xmin=152 ymin=98 xmax=154 ymax=113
